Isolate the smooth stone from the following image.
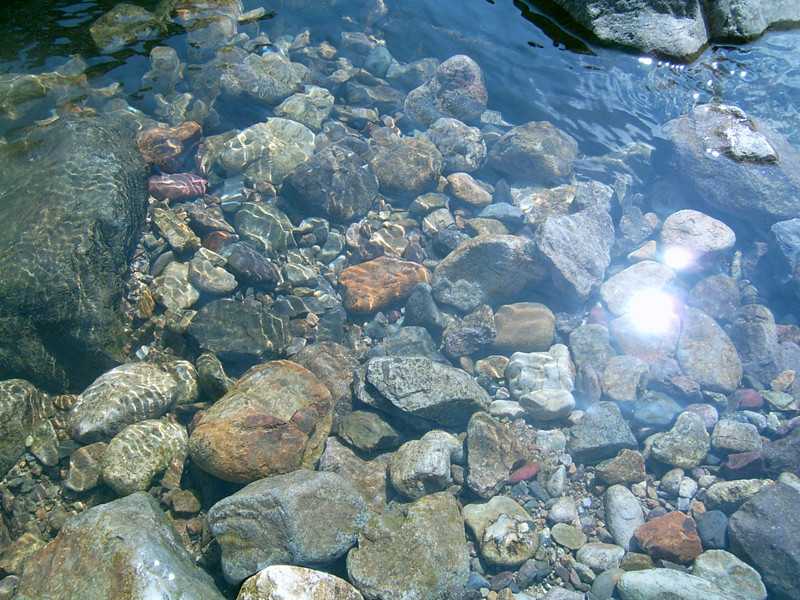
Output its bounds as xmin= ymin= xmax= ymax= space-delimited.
xmin=506 ymin=344 xmax=575 ymax=398
xmin=68 ymin=362 xmax=190 ymax=443
xmin=137 ymin=121 xmax=201 ymax=173
xmin=512 ymin=180 xmax=613 ymax=225
xmin=692 ymin=549 xmax=766 ymax=600
xmin=520 ymin=388 xmax=575 ymax=421
xmin=764 ymin=425 xmax=800 ymax=478
xmin=318 ymin=437 xmax=393 ymax=515
xmin=726 ymin=304 xmax=783 ymax=385
xmin=599 ymin=261 xmax=677 ymax=316
xmin=617 ymin=568 xmax=745 ymax=600
xmin=590 ymin=568 xmax=624 ymax=600
xmin=90 ymin=3 xmax=161 ymax=52
xmin=446 ymin=172 xmax=492 ymax=206
xmin=676 ymin=307 xmax=742 ymax=394
xmin=633 ymin=391 xmax=683 ymax=430
xmin=466 ymin=411 xmax=529 ymax=499
xmin=695 ymin=510 xmax=728 ymax=550
xmin=152 ymin=261 xmax=199 ymax=310
xmin=273 ymin=85 xmax=334 ymax=131
xmin=237 ymin=565 xmax=364 ymax=600
xmin=367 ymin=326 xmax=446 ymax=362
xmin=567 ymin=401 xmax=637 ymax=465
xmin=547 ymin=496 xmax=578 ymax=525
xmin=489 ymin=121 xmax=578 ymax=182
xmin=64 ymin=441 xmax=107 ymax=493
xmin=221 ymin=241 xmax=281 ymax=285
xmin=102 ymin=419 xmax=187 ymax=496
xmin=603 ymin=484 xmax=645 ymax=551
xmin=649 ymin=411 xmax=710 ymax=469
xmin=366 ymin=128 xmax=442 ymax=197
xmin=14 ymin=492 xmax=225 ymax=600
xmin=600 ymin=355 xmax=649 ymax=404
xmin=492 ymin=302 xmax=555 ymax=353
xmin=660 ymin=209 xmax=735 ymax=271
xmin=535 ymin=205 xmax=615 ymax=301
xmin=551 ymin=523 xmax=587 ymax=550
xmin=576 ymin=543 xmax=625 ymax=573
xmin=632 ymin=510 xmax=702 ymax=564
xmin=188 ymin=250 xmax=237 ymax=294
xmin=705 ymin=479 xmax=772 ymax=514
xmin=361 ymin=356 xmax=491 ymax=428
xmin=463 ymin=495 xmax=539 ymax=567
xmin=404 ymin=54 xmax=488 ymax=126
xmin=207 ymin=469 xmax=369 ymax=585
xmin=346 ymin=493 xmax=469 ymax=600
xmin=728 ymin=484 xmax=800 ymax=600
xmin=427 ymin=118 xmax=487 ymax=172
xmin=688 ymin=274 xmax=740 ymax=322
xmin=332 ymin=411 xmax=390 ymax=450
xmin=234 ymin=202 xmax=296 ymax=253
xmin=431 ymin=234 xmax=547 ymax=312
xmin=339 ymin=257 xmax=432 ymax=314
xmin=711 ymin=419 xmax=763 ymax=454
xmin=188 ymin=361 xmax=332 ymax=483
xmin=389 ymin=430 xmax=460 ymax=499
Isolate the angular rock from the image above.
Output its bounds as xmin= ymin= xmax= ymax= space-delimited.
xmin=339 ymin=411 xmax=402 ymax=453
xmin=0 ymin=115 xmax=148 ymax=392
xmin=463 ymin=496 xmax=540 ymax=567
xmin=441 ymin=304 xmax=496 ymax=358
xmin=404 ymin=55 xmax=487 ymax=126
xmin=274 ymin=85 xmax=335 ymax=131
xmin=189 ymin=361 xmax=331 ymax=483
xmin=726 ymin=304 xmax=783 ymax=385
xmin=346 ymin=492 xmax=469 ymax=600
xmin=318 ymin=437 xmax=393 ymax=515
xmin=466 ymin=411 xmax=529 ymax=498
xmin=705 ymin=1 xmax=800 ymax=42
xmin=282 ymin=143 xmax=379 ymax=223
xmin=705 ymin=479 xmax=772 ymax=514
xmin=101 ymin=419 xmax=188 ymax=496
xmin=389 ymin=430 xmax=460 ymax=499
xmin=137 ymin=121 xmax=202 ymax=172
xmin=711 ymin=419 xmax=763 ymax=455
xmin=649 ymin=411 xmax=710 ymax=469
xmin=764 ymin=424 xmax=800 ymax=478
xmin=431 ymin=235 xmax=547 ymax=312
xmin=633 ymin=510 xmax=702 ymax=564
xmin=339 ymin=257 xmax=432 ymax=314
xmin=427 ymin=118 xmax=486 ymax=172
xmin=595 ymin=449 xmax=647 ymax=486
xmin=207 ymin=470 xmax=369 ymax=584
xmin=676 ymin=307 xmax=742 ymax=394
xmin=600 ymin=355 xmax=649 ymax=404
xmin=728 ymin=484 xmax=800 ymax=600
xmin=506 ymin=344 xmax=575 ymax=398
xmin=238 ymin=565 xmax=364 ymax=600
xmin=14 ymin=492 xmax=225 ymax=600
xmin=489 ymin=121 xmax=578 ymax=182
xmin=535 ymin=205 xmax=614 ymax=301
xmin=188 ymin=248 xmax=237 ymax=295
xmin=567 ymin=401 xmax=637 ymax=465
xmin=68 ymin=362 xmax=188 ymax=443
xmin=366 ymin=128 xmax=442 ymax=197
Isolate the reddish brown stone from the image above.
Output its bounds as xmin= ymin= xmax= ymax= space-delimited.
xmin=339 ymin=256 xmax=432 ymax=314
xmin=719 ymin=451 xmax=766 ymax=480
xmin=633 ymin=510 xmax=703 ymax=564
xmin=137 ymin=121 xmax=202 ymax=172
xmin=595 ymin=449 xmax=647 ymax=485
xmin=149 ymin=173 xmax=207 ymax=201
xmin=739 ymin=388 xmax=764 ymax=409
xmin=508 ymin=461 xmax=539 ymax=484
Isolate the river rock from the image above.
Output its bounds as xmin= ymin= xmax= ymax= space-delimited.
xmin=726 ymin=304 xmax=783 ymax=385
xmin=649 ymin=411 xmax=710 ymax=469
xmin=692 ymin=549 xmax=767 ymax=600
xmin=568 ymin=324 xmax=616 ymax=372
xmin=101 ymin=419 xmax=188 ymax=496
xmin=431 ymin=234 xmax=547 ymax=312
xmin=660 ymin=209 xmax=735 ymax=272
xmin=292 ymin=341 xmax=358 ymax=434
xmin=282 ymin=143 xmax=379 ymax=223
xmin=711 ymin=419 xmax=763 ymax=454
xmin=404 ymin=54 xmax=487 ymax=126
xmin=186 ymin=298 xmax=289 ymax=375
xmin=152 ymin=261 xmax=199 ymax=310
xmin=447 ymin=172 xmax=492 ymax=207
xmin=595 ymin=449 xmax=647 ymax=485
xmin=689 ymin=274 xmax=741 ymax=322
xmin=346 ymin=492 xmax=469 ymax=600
xmin=466 ymin=411 xmax=529 ymax=498
xmin=764 ymin=424 xmax=800 ymax=478
xmin=663 ymin=103 xmax=800 ymax=228
xmin=633 ymin=510 xmax=702 ymax=564
xmin=64 ymin=441 xmax=107 ymax=493
xmin=339 ymin=411 xmax=402 ymax=452
xmin=492 ymin=302 xmax=555 ymax=353
xmin=427 ymin=117 xmax=486 ymax=172
xmin=218 ymin=118 xmax=315 ymax=185
xmin=318 ymin=437 xmax=393 ymax=515
xmin=188 ymin=360 xmax=332 ymax=483
xmin=463 ymin=495 xmax=539 ymax=567
xmin=616 ymin=568 xmax=744 ymax=600
xmin=221 ymin=241 xmax=281 ymax=286
xmin=441 ymin=304 xmax=496 ymax=358
xmin=0 ymin=115 xmax=148 ymax=392
xmin=599 ymin=261 xmax=677 ymax=316
xmin=520 ymin=389 xmax=575 ymax=421
xmin=389 ymin=430 xmax=460 ymax=499
xmin=705 ymin=1 xmax=800 ymax=41
xmin=339 ymin=257 xmax=432 ymax=314
xmin=567 ymin=401 xmax=637 ymax=465
xmin=676 ymin=307 xmax=742 ymax=394
xmin=238 ymin=565 xmax=364 ymax=600
xmin=0 ymin=379 xmax=47 ymax=477
xmin=137 ymin=121 xmax=201 ymax=172
xmin=188 ymin=248 xmax=238 ymax=294
xmin=234 ymin=201 xmax=295 ymax=252
xmin=68 ymin=362 xmax=191 ymax=443
xmin=207 ymin=469 xmax=369 ymax=584
xmin=535 ymin=205 xmax=614 ymax=301
xmin=359 ymin=356 xmax=491 ymax=428
xmin=489 ymin=121 xmax=578 ymax=182
xmin=90 ymin=3 xmax=163 ymax=53
xmin=14 ymin=492 xmax=224 ymax=600
xmin=220 ymin=52 xmax=303 ymax=106
xmin=600 ymin=355 xmax=649 ymax=404
xmin=603 ymin=484 xmax=645 ymax=551
xmin=274 ymin=85 xmax=334 ymax=131
xmin=705 ymin=479 xmax=772 ymax=514
xmin=366 ymin=128 xmax=443 ymax=196
xmin=506 ymin=344 xmax=575 ymax=398
xmin=728 ymin=484 xmax=800 ymax=600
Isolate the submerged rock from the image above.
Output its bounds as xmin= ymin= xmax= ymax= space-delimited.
xmin=0 ymin=115 xmax=148 ymax=392
xmin=238 ymin=565 xmax=364 ymax=600
xmin=339 ymin=257 xmax=432 ymax=314
xmin=489 ymin=121 xmax=578 ymax=183
xmin=0 ymin=380 xmax=47 ymax=477
xmin=366 ymin=128 xmax=443 ymax=197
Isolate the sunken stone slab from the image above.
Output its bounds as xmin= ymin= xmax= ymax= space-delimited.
xmin=207 ymin=470 xmax=369 ymax=585
xmin=346 ymin=492 xmax=469 ymax=600
xmin=189 ymin=360 xmax=331 ymax=483
xmin=68 ymin=362 xmax=191 ymax=443
xmin=362 ymin=356 xmax=491 ymax=428
xmin=567 ymin=401 xmax=637 ymax=465
xmin=14 ymin=492 xmax=225 ymax=600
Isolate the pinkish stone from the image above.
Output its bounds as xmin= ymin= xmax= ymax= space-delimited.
xmin=149 ymin=173 xmax=207 ymax=202
xmin=508 ymin=461 xmax=540 ymax=484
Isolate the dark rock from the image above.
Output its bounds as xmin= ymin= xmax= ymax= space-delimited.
xmin=442 ymin=305 xmax=497 ymax=358
xmin=688 ymin=274 xmax=740 ymax=323
xmin=14 ymin=492 xmax=225 ymax=600
xmin=695 ymin=509 xmax=729 ymax=550
xmin=366 ymin=128 xmax=443 ymax=197
xmin=368 ymin=326 xmax=448 ymax=363
xmin=727 ymin=304 xmax=783 ymax=385
xmin=567 ymin=401 xmax=637 ymax=465
xmin=0 ymin=115 xmax=148 ymax=392
xmin=719 ymin=452 xmax=766 ymax=480
xmin=763 ymin=424 xmax=800 ymax=478
xmin=186 ymin=299 xmax=289 ymax=375
xmin=728 ymin=484 xmax=800 ymax=600
xmin=404 ymin=283 xmax=450 ymax=335
xmin=282 ymin=143 xmax=379 ymax=223
xmin=0 ymin=380 xmax=46 ymax=477
xmin=220 ymin=241 xmax=281 ymax=285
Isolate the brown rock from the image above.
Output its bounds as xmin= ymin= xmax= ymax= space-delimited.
xmin=137 ymin=121 xmax=202 ymax=172
xmin=64 ymin=442 xmax=107 ymax=493
xmin=339 ymin=256 xmax=431 ymax=314
xmin=719 ymin=451 xmax=766 ymax=480
xmin=595 ymin=449 xmax=647 ymax=485
xmin=492 ymin=302 xmax=555 ymax=353
xmin=188 ymin=361 xmax=332 ymax=483
xmin=633 ymin=510 xmax=702 ymax=564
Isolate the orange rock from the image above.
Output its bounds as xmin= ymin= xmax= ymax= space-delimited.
xmin=633 ymin=510 xmax=703 ymax=564
xmin=339 ymin=256 xmax=432 ymax=314
xmin=137 ymin=121 xmax=202 ymax=172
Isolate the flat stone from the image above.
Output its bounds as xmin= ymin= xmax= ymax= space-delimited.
xmin=152 ymin=261 xmax=200 ymax=310
xmin=446 ymin=172 xmax=492 ymax=207
xmin=188 ymin=361 xmax=332 ymax=483
xmin=692 ymin=549 xmax=766 ymax=600
xmin=600 ymin=355 xmax=649 ymax=404
xmin=234 ymin=202 xmax=295 ymax=253
xmin=273 ymin=85 xmax=334 ymax=130
xmin=506 ymin=344 xmax=575 ymax=398
xmin=238 ymin=565 xmax=364 ymax=600
xmin=711 ymin=419 xmax=763 ymax=454
xmin=727 ymin=304 xmax=783 ymax=385
xmin=633 ymin=510 xmax=702 ymax=564
xmin=595 ymin=449 xmax=647 ymax=485
xmin=492 ymin=302 xmax=555 ymax=353
xmin=567 ymin=402 xmax=637 ymax=466
xmin=617 ymin=568 xmax=744 ymax=600
xmin=520 ymin=388 xmax=575 ymax=421
xmin=676 ymin=307 xmax=742 ymax=394
xmin=366 ymin=128 xmax=442 ymax=197
xmin=318 ymin=437 xmax=393 ymax=515
xmin=649 ymin=411 xmax=710 ymax=469
xmin=220 ymin=53 xmax=303 ymax=106
xmin=576 ymin=543 xmax=625 ymax=573
xmin=64 ymin=441 xmax=107 ymax=493
xmin=152 ymin=207 xmax=201 ymax=252
xmin=339 ymin=257 xmax=431 ymax=314
xmin=705 ymin=479 xmax=772 ymax=514
xmin=604 ymin=484 xmax=645 ymax=551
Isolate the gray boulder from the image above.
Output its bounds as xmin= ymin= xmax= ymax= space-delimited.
xmin=346 ymin=492 xmax=469 ymax=600
xmin=404 ymin=55 xmax=487 ymax=126
xmin=676 ymin=307 xmax=742 ymax=394
xmin=726 ymin=304 xmax=783 ymax=385
xmin=366 ymin=129 xmax=442 ymax=197
xmin=0 ymin=115 xmax=148 ymax=392
xmin=617 ymin=568 xmax=745 ymax=600
xmin=14 ymin=492 xmax=225 ymax=600
xmin=466 ymin=411 xmax=529 ymax=498
xmin=567 ymin=401 xmax=637 ymax=465
xmin=489 ymin=121 xmax=578 ymax=183
xmin=705 ymin=1 xmax=800 ymax=41
xmin=207 ymin=470 xmax=370 ymax=585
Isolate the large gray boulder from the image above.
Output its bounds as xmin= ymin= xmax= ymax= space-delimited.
xmin=705 ymin=1 xmax=800 ymax=41
xmin=0 ymin=114 xmax=148 ymax=392
xmin=14 ymin=492 xmax=225 ymax=600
